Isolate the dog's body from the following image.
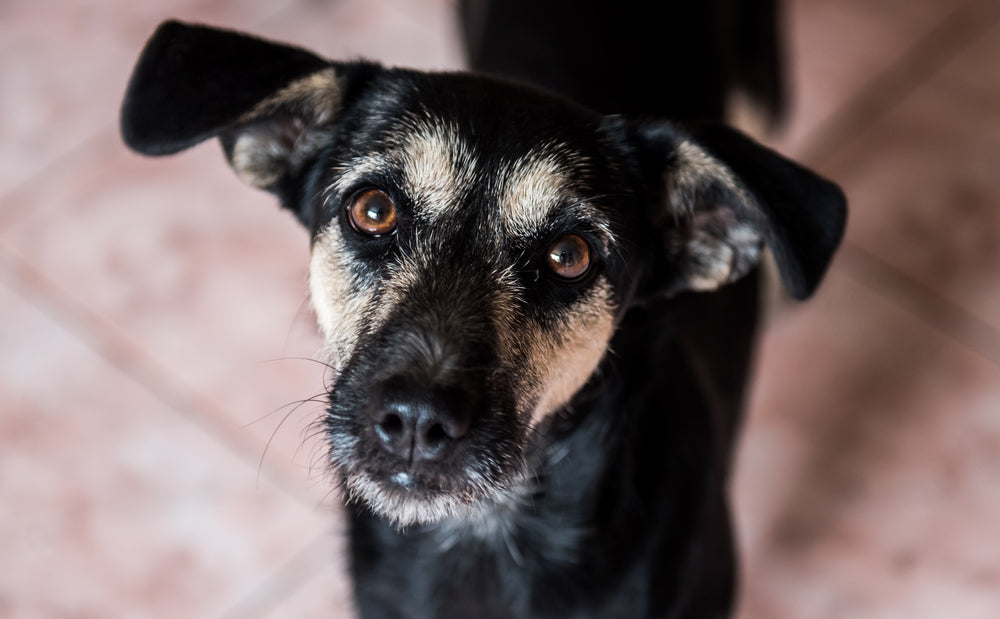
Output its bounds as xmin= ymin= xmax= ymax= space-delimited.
xmin=121 ymin=6 xmax=845 ymax=617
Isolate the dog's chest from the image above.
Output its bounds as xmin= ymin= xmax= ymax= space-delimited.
xmin=359 ymin=508 xmax=597 ymax=619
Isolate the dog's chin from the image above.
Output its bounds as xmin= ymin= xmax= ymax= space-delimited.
xmin=342 ymin=469 xmax=523 ymax=528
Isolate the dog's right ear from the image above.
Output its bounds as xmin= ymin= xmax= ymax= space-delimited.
xmin=121 ymin=21 xmax=374 ymax=220
xmin=632 ymin=121 xmax=846 ymax=301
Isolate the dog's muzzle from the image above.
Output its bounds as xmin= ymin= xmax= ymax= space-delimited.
xmin=325 ymin=297 xmax=528 ymax=524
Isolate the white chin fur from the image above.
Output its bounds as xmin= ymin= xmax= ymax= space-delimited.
xmin=343 ymin=469 xmax=526 ymax=529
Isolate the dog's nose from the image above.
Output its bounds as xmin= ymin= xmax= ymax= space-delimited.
xmin=368 ymin=386 xmax=472 ymax=462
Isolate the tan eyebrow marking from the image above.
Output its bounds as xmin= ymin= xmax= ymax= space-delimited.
xmin=496 ymin=147 xmax=616 ymax=250
xmin=498 ymin=150 xmax=569 ymax=238
xmin=326 ymin=118 xmax=478 ymax=222
xmin=396 ymin=120 xmax=477 ymax=220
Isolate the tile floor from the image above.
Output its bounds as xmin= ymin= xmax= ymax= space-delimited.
xmin=1 ymin=0 xmax=998 ymax=617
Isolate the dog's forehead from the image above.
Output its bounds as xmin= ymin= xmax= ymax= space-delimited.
xmin=332 ymin=99 xmax=614 ymax=242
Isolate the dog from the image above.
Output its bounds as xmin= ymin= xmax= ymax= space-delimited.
xmin=120 ymin=6 xmax=845 ymax=616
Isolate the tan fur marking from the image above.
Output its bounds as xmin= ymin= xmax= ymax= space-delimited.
xmin=670 ymin=140 xmax=754 ymax=214
xmin=398 ymin=122 xmax=476 ymax=219
xmin=497 ymin=149 xmax=616 ymax=251
xmin=325 ymin=119 xmax=476 ymax=221
xmin=309 ymin=224 xmax=374 ymax=374
xmin=363 ymin=236 xmax=438 ymax=328
xmin=499 ymin=151 xmax=569 ymax=237
xmin=524 ymin=278 xmax=616 ymax=426
xmin=241 ymin=67 xmax=342 ymax=125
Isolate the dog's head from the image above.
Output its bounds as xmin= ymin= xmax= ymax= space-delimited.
xmin=122 ymin=22 xmax=846 ymax=526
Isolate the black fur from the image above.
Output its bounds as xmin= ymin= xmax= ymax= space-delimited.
xmin=121 ymin=20 xmax=329 ymax=156
xmin=461 ymin=0 xmax=785 ymax=124
xmin=121 ymin=11 xmax=846 ymax=618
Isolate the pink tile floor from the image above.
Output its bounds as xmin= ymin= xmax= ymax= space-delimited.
xmin=2 ymin=0 xmax=999 ymax=616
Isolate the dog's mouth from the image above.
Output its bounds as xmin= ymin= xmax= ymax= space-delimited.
xmin=325 ymin=394 xmax=530 ymax=527
xmin=334 ymin=452 xmax=529 ymax=528
xmin=337 ymin=460 xmax=525 ymax=527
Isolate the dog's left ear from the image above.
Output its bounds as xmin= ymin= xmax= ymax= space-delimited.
xmin=121 ymin=21 xmax=375 ymax=222
xmin=636 ymin=122 xmax=847 ymax=300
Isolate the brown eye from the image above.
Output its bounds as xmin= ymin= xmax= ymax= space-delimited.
xmin=546 ymin=234 xmax=591 ymax=281
xmin=348 ymin=189 xmax=397 ymax=236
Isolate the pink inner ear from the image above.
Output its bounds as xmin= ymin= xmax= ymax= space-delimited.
xmin=673 ymin=204 xmax=763 ymax=292
xmin=690 ymin=203 xmax=739 ymax=234
xmin=229 ymin=119 xmax=302 ymax=188
xmin=227 ymin=116 xmax=329 ymax=189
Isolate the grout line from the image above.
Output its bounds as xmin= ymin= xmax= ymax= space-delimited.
xmin=834 ymin=243 xmax=1000 ymax=369
xmin=798 ymin=0 xmax=1000 ymax=170
xmin=0 ymin=240 xmax=328 ymax=509
xmin=218 ymin=529 xmax=346 ymax=619
xmin=0 ymin=127 xmax=114 ymax=230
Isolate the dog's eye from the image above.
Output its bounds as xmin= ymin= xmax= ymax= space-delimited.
xmin=546 ymin=234 xmax=591 ymax=281
xmin=348 ymin=189 xmax=397 ymax=237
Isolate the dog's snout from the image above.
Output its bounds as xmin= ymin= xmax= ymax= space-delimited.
xmin=369 ymin=384 xmax=473 ymax=462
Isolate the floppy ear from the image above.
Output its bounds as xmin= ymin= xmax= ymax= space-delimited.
xmin=120 ymin=20 xmax=374 ymax=220
xmin=637 ymin=122 xmax=846 ymax=300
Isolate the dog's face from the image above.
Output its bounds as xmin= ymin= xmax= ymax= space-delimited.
xmin=303 ymin=75 xmax=645 ymax=524
xmin=121 ymin=22 xmax=846 ymax=526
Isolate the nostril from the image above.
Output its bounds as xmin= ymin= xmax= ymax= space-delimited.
xmin=414 ymin=414 xmax=470 ymax=460
xmin=414 ymin=419 xmax=450 ymax=460
xmin=378 ymin=413 xmax=404 ymax=437
xmin=370 ymin=408 xmax=414 ymax=458
xmin=425 ymin=422 xmax=448 ymax=444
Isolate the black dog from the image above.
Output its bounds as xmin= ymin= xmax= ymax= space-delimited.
xmin=121 ymin=6 xmax=845 ymax=616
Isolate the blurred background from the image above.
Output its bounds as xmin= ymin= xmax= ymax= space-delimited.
xmin=2 ymin=0 xmax=999 ymax=616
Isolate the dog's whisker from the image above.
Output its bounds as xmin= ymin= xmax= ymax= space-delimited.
xmin=259 ymin=355 xmax=338 ymax=370
xmin=255 ymin=393 xmax=330 ymax=486
xmin=297 ymin=419 xmax=331 ymax=465
xmin=240 ymin=391 xmax=327 ymax=429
